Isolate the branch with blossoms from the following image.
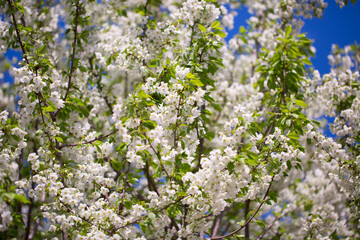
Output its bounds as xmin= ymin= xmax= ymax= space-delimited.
xmin=59 ymin=129 xmax=118 ymax=149
xmin=211 ymin=177 xmax=274 ymax=239
xmin=6 ymin=0 xmax=29 ymax=64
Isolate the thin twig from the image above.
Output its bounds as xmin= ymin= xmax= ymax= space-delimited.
xmin=244 ymin=199 xmax=251 ymax=238
xmin=211 ymin=211 xmax=224 ymax=237
xmin=62 ymin=2 xmax=80 ymax=104
xmin=24 ymin=200 xmax=33 ymax=240
xmin=143 ymin=133 xmax=172 ymax=180
xmin=7 ymin=0 xmax=29 ymax=64
xmin=59 ymin=130 xmax=117 ymax=149
xmin=210 ymin=178 xmax=274 ymax=239
xmin=173 ymin=95 xmax=182 ymax=149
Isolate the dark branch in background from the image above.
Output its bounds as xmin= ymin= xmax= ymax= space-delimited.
xmin=7 ymin=0 xmax=29 ymax=64
xmin=62 ymin=1 xmax=80 ymax=103
xmin=116 ymin=162 xmax=131 ymax=215
xmin=62 ymin=230 xmax=68 ymax=240
xmin=281 ymin=56 xmax=287 ymax=104
xmin=211 ymin=178 xmax=274 ymax=240
xmin=144 ymin=160 xmax=159 ymax=195
xmin=194 ymin=119 xmax=203 ymax=172
xmin=143 ymin=133 xmax=172 ymax=180
xmin=124 ymin=72 xmax=129 ymax=99
xmin=37 ymin=95 xmax=53 ymax=145
xmin=24 ymin=199 xmax=33 ymax=240
xmin=211 ymin=211 xmax=224 ymax=237
xmin=28 ymin=193 xmax=46 ymax=240
xmin=244 ymin=199 xmax=251 ymax=238
xmin=173 ymin=95 xmax=182 ymax=148
xmin=189 ymin=23 xmax=196 ymax=48
xmin=88 ymin=58 xmax=114 ymax=114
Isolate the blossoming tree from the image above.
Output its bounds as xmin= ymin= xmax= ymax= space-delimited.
xmin=0 ymin=0 xmax=359 ymax=239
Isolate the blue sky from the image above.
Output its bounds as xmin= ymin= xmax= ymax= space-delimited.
xmin=227 ymin=1 xmax=360 ymax=75
xmin=302 ymin=1 xmax=360 ymax=74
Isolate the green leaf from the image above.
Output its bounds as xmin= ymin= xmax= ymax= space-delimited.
xmin=295 ymin=100 xmax=308 ymax=107
xmin=211 ymin=21 xmax=220 ymax=29
xmin=14 ymin=194 xmax=31 ymax=204
xmin=138 ymin=90 xmax=152 ymax=99
xmin=178 ymin=191 xmax=188 ymax=197
xmin=148 ymin=59 xmax=160 ymax=68
xmin=111 ymin=160 xmax=123 ymax=172
xmin=286 ymin=160 xmax=292 ymax=170
xmin=166 ymin=206 xmax=177 ymax=218
xmin=55 ymin=137 xmax=64 ymax=143
xmin=330 ymin=230 xmax=338 ymax=240
xmin=65 ymin=28 xmax=71 ymax=35
xmin=43 ymin=105 xmax=57 ymax=112
xmin=139 ymin=222 xmax=147 ymax=233
xmin=190 ymin=79 xmax=204 ymax=87
xmin=78 ymin=65 xmax=87 ymax=72
xmin=287 ymin=132 xmax=299 ymax=140
xmin=180 ymin=163 xmax=191 ymax=173
xmin=214 ymin=30 xmax=226 ymax=37
xmin=38 ymin=45 xmax=47 ymax=54
xmin=186 ymin=72 xmax=196 ymax=79
xmin=124 ymin=200 xmax=132 ymax=209
xmin=198 ymin=24 xmax=207 ymax=33
xmin=21 ymin=165 xmax=31 ymax=179
xmin=285 ymin=25 xmax=292 ymax=38
xmin=143 ymin=120 xmax=156 ymax=130
xmin=255 ymin=220 xmax=265 ymax=229
xmin=301 ymin=58 xmax=312 ymax=65
xmin=268 ymin=191 xmax=278 ymax=203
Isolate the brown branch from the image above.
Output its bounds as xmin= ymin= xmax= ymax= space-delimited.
xmin=7 ymin=0 xmax=29 ymax=64
xmin=37 ymin=95 xmax=53 ymax=145
xmin=24 ymin=200 xmax=33 ymax=240
xmin=281 ymin=51 xmax=287 ymax=105
xmin=173 ymin=95 xmax=182 ymax=149
xmin=143 ymin=133 xmax=172 ymax=180
xmin=244 ymin=199 xmax=251 ymax=239
xmin=144 ymin=160 xmax=159 ymax=195
xmin=62 ymin=2 xmax=80 ymax=103
xmin=59 ymin=129 xmax=117 ymax=149
xmin=211 ymin=211 xmax=224 ymax=237
xmin=211 ymin=178 xmax=274 ymax=239
xmin=61 ymin=230 xmax=68 ymax=240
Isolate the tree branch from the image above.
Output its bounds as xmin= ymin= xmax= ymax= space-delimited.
xmin=244 ymin=199 xmax=251 ymax=239
xmin=59 ymin=129 xmax=117 ymax=149
xmin=62 ymin=2 xmax=80 ymax=103
xmin=7 ymin=0 xmax=29 ymax=64
xmin=210 ymin=178 xmax=274 ymax=239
